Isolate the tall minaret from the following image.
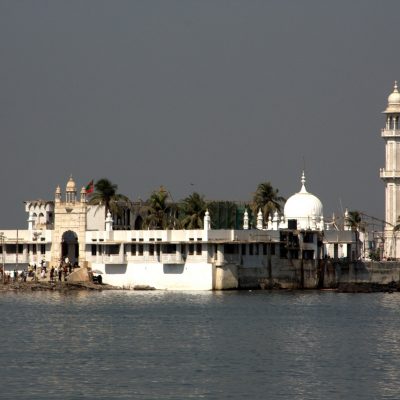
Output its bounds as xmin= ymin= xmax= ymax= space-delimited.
xmin=380 ymin=81 xmax=400 ymax=258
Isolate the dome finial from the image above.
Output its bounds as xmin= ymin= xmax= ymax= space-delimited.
xmin=300 ymin=171 xmax=307 ymax=193
xmin=395 ymin=81 xmax=398 ymax=91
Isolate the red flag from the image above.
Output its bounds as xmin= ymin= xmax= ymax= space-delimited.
xmin=85 ymin=180 xmax=94 ymax=194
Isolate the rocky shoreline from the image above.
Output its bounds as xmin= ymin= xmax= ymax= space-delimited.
xmin=0 ymin=281 xmax=400 ymax=293
xmin=0 ymin=281 xmax=119 ymax=292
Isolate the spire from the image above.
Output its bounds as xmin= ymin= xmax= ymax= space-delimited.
xmin=204 ymin=209 xmax=211 ymax=231
xmin=243 ymin=209 xmax=249 ymax=230
xmin=300 ymin=171 xmax=308 ymax=193
xmin=257 ymin=209 xmax=263 ymax=230
xmin=394 ymin=80 xmax=398 ymax=92
xmin=105 ymin=210 xmax=113 ymax=232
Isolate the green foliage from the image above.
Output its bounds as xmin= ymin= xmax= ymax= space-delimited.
xmin=346 ymin=210 xmax=365 ymax=231
xmin=179 ymin=192 xmax=208 ymax=229
xmin=369 ymin=249 xmax=381 ymax=261
xmin=208 ymin=201 xmax=246 ymax=229
xmin=252 ymin=182 xmax=285 ymax=222
xmin=143 ymin=187 xmax=179 ymax=229
xmin=89 ymin=178 xmax=131 ymax=217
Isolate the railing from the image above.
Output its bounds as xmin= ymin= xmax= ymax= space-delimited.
xmin=161 ymin=254 xmax=184 ymax=264
xmin=381 ymin=129 xmax=400 ymax=137
xmin=380 ymin=169 xmax=400 ymax=178
xmin=0 ymin=255 xmax=30 ymax=264
xmin=98 ymin=255 xmax=126 ymax=264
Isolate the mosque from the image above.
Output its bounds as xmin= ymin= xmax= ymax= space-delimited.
xmin=0 ymin=167 xmax=358 ymax=289
xmin=2 ymin=82 xmax=398 ymax=289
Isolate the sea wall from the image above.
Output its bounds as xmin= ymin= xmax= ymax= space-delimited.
xmin=322 ymin=260 xmax=400 ymax=287
xmin=238 ymin=259 xmax=320 ymax=290
xmin=237 ymin=259 xmax=400 ymax=290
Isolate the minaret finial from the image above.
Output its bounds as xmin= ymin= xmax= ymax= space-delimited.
xmin=301 ymin=171 xmax=306 ymax=186
xmin=300 ymin=170 xmax=308 ymax=193
xmin=394 ymin=81 xmax=398 ymax=92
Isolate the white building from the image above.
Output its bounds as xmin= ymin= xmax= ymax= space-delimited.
xmin=0 ymin=173 xmax=357 ymax=289
xmin=380 ymin=82 xmax=400 ymax=259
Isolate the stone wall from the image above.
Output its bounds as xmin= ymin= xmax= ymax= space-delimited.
xmin=236 ymin=259 xmax=400 ymax=290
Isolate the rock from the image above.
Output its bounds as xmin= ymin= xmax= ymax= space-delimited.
xmin=133 ymin=285 xmax=156 ymax=290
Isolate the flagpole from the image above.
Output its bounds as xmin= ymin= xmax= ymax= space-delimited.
xmin=16 ymin=229 xmax=18 ymax=271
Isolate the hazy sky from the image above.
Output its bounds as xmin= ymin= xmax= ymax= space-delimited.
xmin=0 ymin=0 xmax=399 ymax=228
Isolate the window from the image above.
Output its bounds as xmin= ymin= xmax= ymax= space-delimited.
xmin=149 ymin=244 xmax=154 ymax=256
xmin=138 ymin=244 xmax=144 ymax=256
xmin=107 ymin=245 xmax=120 ymax=255
xmin=196 ymin=243 xmax=202 ymax=255
xmin=6 ymin=245 xmax=16 ymax=254
xmin=91 ymin=245 xmax=96 ymax=256
xmin=263 ymin=244 xmax=267 ymax=255
xmin=162 ymin=244 xmax=176 ymax=254
xmin=41 ymin=244 xmax=46 ymax=254
xmin=241 ymin=244 xmax=246 ymax=255
xmin=224 ymin=244 xmax=237 ymax=254
xmin=131 ymin=244 xmax=136 ymax=255
xmin=124 ymin=244 xmax=130 ymax=255
xmin=303 ymin=232 xmax=314 ymax=243
xmin=249 ymin=244 xmax=253 ymax=255
xmin=189 ymin=244 xmax=194 ymax=255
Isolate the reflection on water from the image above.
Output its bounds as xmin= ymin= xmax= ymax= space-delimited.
xmin=1 ymin=291 xmax=400 ymax=399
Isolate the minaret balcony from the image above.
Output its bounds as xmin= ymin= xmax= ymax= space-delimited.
xmin=381 ymin=128 xmax=400 ymax=137
xmin=380 ymin=168 xmax=400 ymax=179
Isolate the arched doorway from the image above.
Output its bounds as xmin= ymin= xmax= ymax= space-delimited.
xmin=61 ymin=230 xmax=79 ymax=264
xmin=134 ymin=215 xmax=144 ymax=230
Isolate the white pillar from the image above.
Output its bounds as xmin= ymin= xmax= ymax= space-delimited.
xmin=28 ymin=211 xmax=35 ymax=231
xmin=272 ymin=211 xmax=279 ymax=230
xmin=105 ymin=210 xmax=113 ymax=232
xmin=243 ymin=209 xmax=249 ymax=230
xmin=257 ymin=209 xmax=263 ymax=230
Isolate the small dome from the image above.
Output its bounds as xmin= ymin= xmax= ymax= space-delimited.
xmin=284 ymin=172 xmax=323 ymax=229
xmin=55 ymin=185 xmax=61 ymax=194
xmin=384 ymin=81 xmax=400 ymax=113
xmin=66 ymin=175 xmax=76 ymax=192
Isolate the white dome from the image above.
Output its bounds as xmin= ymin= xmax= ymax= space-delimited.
xmin=66 ymin=175 xmax=76 ymax=192
xmin=384 ymin=81 xmax=400 ymax=113
xmin=284 ymin=172 xmax=323 ymax=229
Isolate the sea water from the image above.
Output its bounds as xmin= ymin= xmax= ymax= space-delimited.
xmin=1 ymin=290 xmax=400 ymax=400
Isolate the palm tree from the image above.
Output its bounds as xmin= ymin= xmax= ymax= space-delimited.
xmin=179 ymin=192 xmax=208 ymax=229
xmin=143 ymin=187 xmax=179 ymax=229
xmin=252 ymin=182 xmax=285 ymax=223
xmin=346 ymin=210 xmax=364 ymax=260
xmin=88 ymin=178 xmax=131 ymax=218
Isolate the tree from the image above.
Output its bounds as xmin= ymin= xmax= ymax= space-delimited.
xmin=143 ymin=187 xmax=179 ymax=229
xmin=346 ymin=210 xmax=364 ymax=260
xmin=252 ymin=182 xmax=285 ymax=223
xmin=179 ymin=192 xmax=208 ymax=229
xmin=88 ymin=178 xmax=131 ymax=218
